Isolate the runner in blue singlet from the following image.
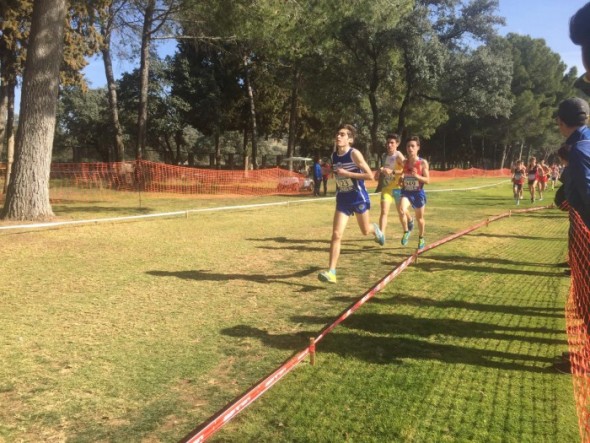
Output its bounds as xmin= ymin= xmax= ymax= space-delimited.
xmin=318 ymin=124 xmax=384 ymax=284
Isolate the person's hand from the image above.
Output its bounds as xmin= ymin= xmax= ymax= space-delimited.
xmin=336 ymin=167 xmax=349 ymax=177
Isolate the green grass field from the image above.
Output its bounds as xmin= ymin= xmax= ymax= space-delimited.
xmin=0 ymin=178 xmax=579 ymax=442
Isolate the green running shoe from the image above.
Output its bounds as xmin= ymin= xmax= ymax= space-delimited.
xmin=418 ymin=237 xmax=425 ymax=250
xmin=373 ymin=223 xmax=385 ymax=246
xmin=318 ymin=270 xmax=337 ymax=284
xmin=401 ymin=231 xmax=410 ymax=246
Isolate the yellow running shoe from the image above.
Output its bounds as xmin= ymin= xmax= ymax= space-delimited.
xmin=318 ymin=270 xmax=337 ymax=284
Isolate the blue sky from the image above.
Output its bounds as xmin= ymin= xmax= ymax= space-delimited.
xmin=497 ymin=0 xmax=585 ymax=74
xmin=12 ymin=1 xmax=589 ymax=109
xmin=80 ymin=1 xmax=587 ymax=89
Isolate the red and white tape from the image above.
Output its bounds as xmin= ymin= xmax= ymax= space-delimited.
xmin=180 ymin=205 xmax=553 ymax=442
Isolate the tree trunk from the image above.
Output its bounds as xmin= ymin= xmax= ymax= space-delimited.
xmin=493 ymin=142 xmax=497 ymax=169
xmin=1 ymin=0 xmax=67 ymax=220
xmin=135 ymin=0 xmax=155 ymax=160
xmin=397 ymin=52 xmax=413 ymax=140
xmin=243 ymin=55 xmax=258 ymax=169
xmin=163 ymin=135 xmax=173 ymax=163
xmin=242 ymin=127 xmax=249 ymax=171
xmin=286 ymin=67 xmax=300 ymax=168
xmin=442 ymin=132 xmax=446 ymax=169
xmin=500 ymin=143 xmax=508 ymax=170
xmin=469 ymin=134 xmax=474 ymax=166
xmin=72 ymin=138 xmax=81 ymax=162
xmin=3 ymin=83 xmax=15 ymax=194
xmin=0 ymin=80 xmax=7 ymax=163
xmin=397 ymin=84 xmax=412 ymax=140
xmin=213 ymin=132 xmax=221 ymax=168
xmin=481 ymin=136 xmax=485 ymax=169
xmin=525 ymin=144 xmax=532 ymax=164
xmin=368 ymin=57 xmax=380 ymax=158
xmin=174 ymin=129 xmax=183 ymax=164
xmin=0 ymin=30 xmax=14 ymax=163
xmin=102 ymin=43 xmax=125 ymax=161
xmin=368 ymin=91 xmax=379 ymax=160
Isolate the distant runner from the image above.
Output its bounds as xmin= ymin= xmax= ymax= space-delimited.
xmin=527 ymin=157 xmax=541 ymax=203
xmin=511 ymin=160 xmax=526 ymax=205
xmin=549 ymin=162 xmax=560 ymax=191
xmin=536 ymin=159 xmax=551 ymax=201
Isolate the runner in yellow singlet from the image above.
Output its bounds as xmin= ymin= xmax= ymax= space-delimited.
xmin=378 ymin=133 xmax=413 ymax=239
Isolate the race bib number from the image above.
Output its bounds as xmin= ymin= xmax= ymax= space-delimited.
xmin=528 ymin=173 xmax=536 ymax=181
xmin=514 ymin=172 xmax=522 ymax=181
xmin=336 ymin=177 xmax=354 ymax=192
xmin=403 ymin=176 xmax=420 ymax=191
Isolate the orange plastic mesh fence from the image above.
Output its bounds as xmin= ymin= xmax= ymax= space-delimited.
xmin=0 ymin=161 xmax=511 ymax=201
xmin=565 ymin=208 xmax=590 ymax=442
xmin=0 ymin=160 xmax=316 ymax=200
xmin=429 ymin=167 xmax=511 ymax=178
xmin=56 ymin=160 xmax=315 ymax=195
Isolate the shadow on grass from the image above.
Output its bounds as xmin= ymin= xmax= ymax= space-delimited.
xmin=220 ymin=324 xmax=556 ymax=373
xmin=421 ymin=253 xmax=566 ymax=269
xmin=292 ymin=312 xmax=563 ymax=343
xmin=250 ymin=237 xmax=388 ymax=255
xmin=146 ymin=266 xmax=323 ymax=293
xmin=367 ymin=294 xmax=563 ymax=318
xmin=523 ymin=212 xmax=568 ymax=219
xmin=248 ymin=236 xmax=327 ymax=244
xmin=413 ymin=257 xmax=566 ymax=277
xmin=468 ymin=232 xmax=565 ymax=241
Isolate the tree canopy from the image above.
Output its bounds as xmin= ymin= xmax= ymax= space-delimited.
xmin=0 ymin=0 xmax=585 ymax=219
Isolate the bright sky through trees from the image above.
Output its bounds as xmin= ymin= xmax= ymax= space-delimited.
xmin=77 ymin=0 xmax=586 ymax=89
xmin=12 ymin=0 xmax=588 ymax=113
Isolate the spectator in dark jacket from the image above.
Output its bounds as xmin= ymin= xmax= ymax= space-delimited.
xmin=312 ymin=155 xmax=322 ymax=196
xmin=557 ymin=97 xmax=590 ymax=228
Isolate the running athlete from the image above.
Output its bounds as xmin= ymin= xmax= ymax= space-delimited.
xmin=536 ymin=159 xmax=551 ymax=200
xmin=511 ymin=160 xmax=526 ymax=205
xmin=399 ymin=136 xmax=430 ymax=250
xmin=527 ymin=157 xmax=541 ymax=203
xmin=378 ymin=133 xmax=413 ymax=239
xmin=318 ymin=124 xmax=385 ymax=284
xmin=549 ymin=162 xmax=560 ymax=190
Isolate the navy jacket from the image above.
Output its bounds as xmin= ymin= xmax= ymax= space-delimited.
xmin=565 ymin=125 xmax=590 ymax=227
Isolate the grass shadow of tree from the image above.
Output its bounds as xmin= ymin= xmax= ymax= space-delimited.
xmin=220 ymin=324 xmax=556 ymax=373
xmin=146 ymin=267 xmax=323 ymax=293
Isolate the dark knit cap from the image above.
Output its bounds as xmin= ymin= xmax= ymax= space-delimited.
xmin=557 ymin=97 xmax=590 ymax=127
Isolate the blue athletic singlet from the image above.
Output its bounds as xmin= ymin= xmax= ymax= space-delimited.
xmin=332 ymin=148 xmax=371 ymax=216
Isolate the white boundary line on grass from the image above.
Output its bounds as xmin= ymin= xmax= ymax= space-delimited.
xmin=0 ymin=180 xmax=508 ymax=232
